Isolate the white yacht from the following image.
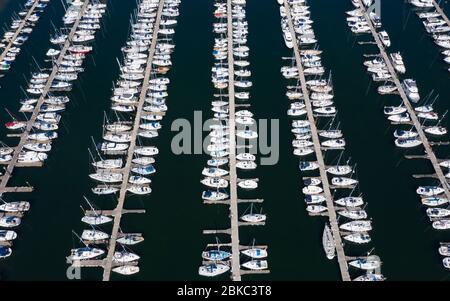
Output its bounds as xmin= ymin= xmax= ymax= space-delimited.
xmin=349 ymin=258 xmax=381 ymax=270
xmin=198 ymin=263 xmax=229 ymax=277
xmin=112 ymin=265 xmax=140 ymax=275
xmin=326 ymin=165 xmax=352 ymax=176
xmin=402 ymin=79 xmax=420 ymax=102
xmin=113 ymin=251 xmax=140 ymax=263
xmin=81 ymin=215 xmax=112 ymax=226
xmin=322 ymin=224 xmax=335 ymax=260
xmin=338 ymin=209 xmax=368 ymax=220
xmin=416 ymin=186 xmax=445 ymax=196
xmin=68 ymin=247 xmax=104 ymax=261
xmin=421 ymin=197 xmax=448 ymax=207
xmin=343 ymin=233 xmax=371 ymax=244
xmin=305 ymin=194 xmax=326 ymax=205
xmin=241 ymin=260 xmax=268 ymax=270
xmin=0 ymin=216 xmax=21 ymax=228
xmin=81 ymin=229 xmax=109 ymax=241
xmin=0 ymin=201 xmax=30 ymax=212
xmin=331 ymin=177 xmax=358 ymax=187
xmin=117 ymin=234 xmax=144 ymax=246
xmin=241 ymin=248 xmax=268 ymax=259
xmin=378 ymin=31 xmax=391 ymax=47
xmin=201 ymin=177 xmax=228 ymax=189
xmin=433 ymin=219 xmax=450 ymax=230
xmin=335 ymin=196 xmax=364 ymax=207
xmin=238 ymin=179 xmax=258 ymax=189
xmin=306 ymin=205 xmax=327 ymax=214
xmin=340 ymin=220 xmax=372 ymax=232
xmin=302 ymin=185 xmax=323 ymax=195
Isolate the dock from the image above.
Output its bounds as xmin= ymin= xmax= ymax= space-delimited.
xmin=0 ymin=0 xmax=91 ymax=195
xmin=226 ymin=0 xmax=241 ymax=282
xmin=357 ymin=0 xmax=450 ymax=202
xmin=0 ymin=0 xmax=41 ymax=64
xmin=100 ymin=0 xmax=165 ymax=281
xmin=283 ymin=0 xmax=351 ymax=281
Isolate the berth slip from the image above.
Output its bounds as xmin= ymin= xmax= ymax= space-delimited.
xmin=347 ymin=0 xmax=450 ymax=270
xmin=198 ymin=0 xmax=269 ymax=281
xmin=279 ymin=0 xmax=383 ymax=281
xmin=0 ymin=0 xmax=106 ymax=259
xmin=66 ymin=0 xmax=180 ymax=280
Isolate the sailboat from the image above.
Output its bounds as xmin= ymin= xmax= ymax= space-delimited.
xmin=198 ymin=263 xmax=230 ymax=277
xmin=0 ymin=200 xmax=30 ymax=212
xmin=112 ymin=265 xmax=140 ymax=275
xmin=117 ymin=233 xmax=144 ymax=246
xmin=81 ymin=228 xmax=109 ymax=242
xmin=81 ymin=197 xmax=113 ymax=226
xmin=322 ymin=224 xmax=336 ymax=260
xmin=240 ymin=204 xmax=266 ymax=223
xmin=241 ymin=239 xmax=268 ymax=259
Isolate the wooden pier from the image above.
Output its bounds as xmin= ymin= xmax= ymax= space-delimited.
xmin=0 ymin=0 xmax=41 ymax=64
xmin=100 ymin=0 xmax=165 ymax=281
xmin=283 ymin=0 xmax=351 ymax=281
xmin=0 ymin=0 xmax=90 ymax=194
xmin=357 ymin=0 xmax=450 ymax=202
xmin=226 ymin=0 xmax=241 ymax=282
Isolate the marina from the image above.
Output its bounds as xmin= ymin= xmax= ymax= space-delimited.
xmin=346 ymin=0 xmax=450 ymax=270
xmin=407 ymin=0 xmax=450 ymax=70
xmin=199 ymin=0 xmax=269 ymax=281
xmin=0 ymin=0 xmax=49 ymax=75
xmin=0 ymin=0 xmax=448 ymax=281
xmin=280 ymin=0 xmax=383 ymax=281
xmin=66 ymin=0 xmax=180 ymax=280
xmin=0 ymin=0 xmax=106 ymax=259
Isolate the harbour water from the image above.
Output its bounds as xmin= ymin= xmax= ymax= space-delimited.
xmin=0 ymin=0 xmax=448 ymax=280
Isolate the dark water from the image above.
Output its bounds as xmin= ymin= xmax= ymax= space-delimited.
xmin=0 ymin=0 xmax=448 ymax=280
